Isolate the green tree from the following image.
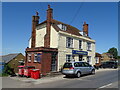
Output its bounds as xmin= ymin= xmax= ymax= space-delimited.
xmin=117 ymin=56 xmax=120 ymax=59
xmin=108 ymin=47 xmax=118 ymax=59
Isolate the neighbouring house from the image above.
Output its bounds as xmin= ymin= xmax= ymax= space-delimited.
xmin=25 ymin=5 xmax=96 ymax=75
xmin=95 ymin=53 xmax=102 ymax=66
xmin=101 ymin=53 xmax=113 ymax=62
xmin=1 ymin=53 xmax=25 ymax=73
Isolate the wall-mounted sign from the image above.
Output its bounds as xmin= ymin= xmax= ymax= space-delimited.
xmin=72 ymin=50 xmax=88 ymax=55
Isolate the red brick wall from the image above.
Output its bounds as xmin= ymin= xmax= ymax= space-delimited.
xmin=25 ymin=51 xmax=52 ymax=75
xmin=41 ymin=52 xmax=52 ymax=75
xmin=25 ymin=52 xmax=42 ymax=72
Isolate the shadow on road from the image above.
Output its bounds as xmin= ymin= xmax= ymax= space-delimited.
xmin=63 ymin=73 xmax=94 ymax=79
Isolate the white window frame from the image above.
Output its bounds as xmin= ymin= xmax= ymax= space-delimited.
xmin=66 ymin=37 xmax=73 ymax=48
xmin=87 ymin=56 xmax=91 ymax=64
xmin=34 ymin=53 xmax=38 ymax=62
xmin=66 ymin=55 xmax=72 ymax=62
xmin=87 ymin=42 xmax=91 ymax=51
xmin=79 ymin=40 xmax=82 ymax=49
xmin=96 ymin=57 xmax=99 ymax=64
xmin=62 ymin=24 xmax=66 ymax=31
xmin=28 ymin=53 xmax=31 ymax=62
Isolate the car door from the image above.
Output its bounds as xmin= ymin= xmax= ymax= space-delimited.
xmin=79 ymin=62 xmax=87 ymax=74
xmin=82 ymin=62 xmax=91 ymax=74
xmin=74 ymin=62 xmax=80 ymax=73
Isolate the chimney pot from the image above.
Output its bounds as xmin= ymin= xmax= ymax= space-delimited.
xmin=84 ymin=21 xmax=86 ymax=24
xmin=48 ymin=5 xmax=50 ymax=9
xmin=83 ymin=21 xmax=89 ymax=36
xmin=36 ymin=11 xmax=39 ymax=16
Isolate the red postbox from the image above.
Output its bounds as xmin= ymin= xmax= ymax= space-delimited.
xmin=18 ymin=66 xmax=25 ymax=76
xmin=24 ymin=66 xmax=35 ymax=77
xmin=31 ymin=69 xmax=40 ymax=79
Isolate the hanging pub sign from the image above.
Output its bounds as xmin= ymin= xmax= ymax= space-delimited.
xmin=72 ymin=50 xmax=88 ymax=55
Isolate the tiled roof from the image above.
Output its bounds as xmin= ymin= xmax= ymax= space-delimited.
xmin=37 ymin=19 xmax=82 ymax=36
xmin=95 ymin=53 xmax=101 ymax=57
xmin=102 ymin=53 xmax=112 ymax=56
xmin=0 ymin=53 xmax=20 ymax=63
xmin=51 ymin=19 xmax=82 ymax=36
xmin=37 ymin=19 xmax=92 ymax=38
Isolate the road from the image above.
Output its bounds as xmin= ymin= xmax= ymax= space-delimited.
xmin=29 ymin=69 xmax=119 ymax=88
xmin=2 ymin=69 xmax=119 ymax=89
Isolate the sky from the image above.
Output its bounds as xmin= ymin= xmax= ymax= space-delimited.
xmin=2 ymin=2 xmax=118 ymax=55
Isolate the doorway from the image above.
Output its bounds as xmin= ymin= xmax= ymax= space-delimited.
xmin=51 ymin=52 xmax=57 ymax=72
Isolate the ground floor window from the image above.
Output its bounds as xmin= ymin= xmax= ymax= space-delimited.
xmin=34 ymin=53 xmax=41 ymax=62
xmin=87 ymin=56 xmax=91 ymax=64
xmin=28 ymin=53 xmax=31 ymax=62
xmin=66 ymin=55 xmax=72 ymax=62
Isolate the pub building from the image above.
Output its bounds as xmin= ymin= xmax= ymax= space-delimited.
xmin=25 ymin=5 xmax=96 ymax=75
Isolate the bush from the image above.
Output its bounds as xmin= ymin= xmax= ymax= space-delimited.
xmin=2 ymin=63 xmax=16 ymax=76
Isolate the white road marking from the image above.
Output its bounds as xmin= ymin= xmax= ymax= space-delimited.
xmin=98 ymin=83 xmax=112 ymax=88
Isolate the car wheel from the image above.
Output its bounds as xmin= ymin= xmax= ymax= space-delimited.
xmin=91 ymin=69 xmax=95 ymax=75
xmin=76 ymin=72 xmax=81 ymax=78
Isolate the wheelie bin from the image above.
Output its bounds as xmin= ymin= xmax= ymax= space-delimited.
xmin=31 ymin=69 xmax=40 ymax=79
xmin=18 ymin=66 xmax=25 ymax=77
xmin=24 ymin=66 xmax=35 ymax=77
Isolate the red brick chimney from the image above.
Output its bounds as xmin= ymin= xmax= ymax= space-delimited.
xmin=83 ymin=22 xmax=89 ymax=36
xmin=44 ymin=5 xmax=53 ymax=48
xmin=31 ymin=12 xmax=39 ymax=48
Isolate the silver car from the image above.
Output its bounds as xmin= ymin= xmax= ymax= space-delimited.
xmin=62 ymin=61 xmax=95 ymax=78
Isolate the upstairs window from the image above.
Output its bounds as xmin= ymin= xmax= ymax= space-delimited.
xmin=96 ymin=57 xmax=99 ymax=64
xmin=61 ymin=24 xmax=67 ymax=31
xmin=57 ymin=24 xmax=67 ymax=31
xmin=79 ymin=40 xmax=82 ymax=49
xmin=87 ymin=42 xmax=91 ymax=51
xmin=66 ymin=37 xmax=73 ymax=48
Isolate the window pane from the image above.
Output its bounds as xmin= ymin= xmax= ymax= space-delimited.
xmin=79 ymin=40 xmax=82 ymax=49
xmin=66 ymin=37 xmax=73 ymax=48
xmin=66 ymin=55 xmax=72 ymax=62
xmin=63 ymin=63 xmax=72 ymax=68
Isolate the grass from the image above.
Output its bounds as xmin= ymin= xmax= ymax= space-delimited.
xmin=0 ymin=73 xmax=9 ymax=77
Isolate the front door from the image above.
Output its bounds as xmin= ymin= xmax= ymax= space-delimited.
xmin=51 ymin=52 xmax=57 ymax=72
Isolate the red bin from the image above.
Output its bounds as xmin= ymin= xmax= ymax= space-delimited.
xmin=18 ymin=66 xmax=25 ymax=76
xmin=24 ymin=66 xmax=35 ymax=77
xmin=31 ymin=69 xmax=40 ymax=79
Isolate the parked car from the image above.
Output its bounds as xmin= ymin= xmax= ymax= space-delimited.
xmin=100 ymin=61 xmax=118 ymax=69
xmin=62 ymin=61 xmax=95 ymax=78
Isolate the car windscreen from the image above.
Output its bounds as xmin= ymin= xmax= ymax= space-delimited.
xmin=63 ymin=63 xmax=73 ymax=68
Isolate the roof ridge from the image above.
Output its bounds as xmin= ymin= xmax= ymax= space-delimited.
xmin=1 ymin=53 xmax=20 ymax=57
xmin=52 ymin=19 xmax=81 ymax=32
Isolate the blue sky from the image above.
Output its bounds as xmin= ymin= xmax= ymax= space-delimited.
xmin=2 ymin=2 xmax=118 ymax=55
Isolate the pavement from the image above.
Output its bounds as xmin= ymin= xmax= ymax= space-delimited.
xmin=1 ymin=68 xmax=119 ymax=88
xmin=8 ymin=68 xmax=118 ymax=85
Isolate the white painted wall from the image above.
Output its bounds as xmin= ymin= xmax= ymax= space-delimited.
xmin=36 ymin=24 xmax=46 ymax=47
xmin=50 ymin=26 xmax=58 ymax=48
xmin=57 ymin=31 xmax=96 ymax=71
xmin=29 ymin=23 xmax=96 ymax=71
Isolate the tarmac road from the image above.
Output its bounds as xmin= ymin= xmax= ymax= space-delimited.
xmin=29 ymin=69 xmax=119 ymax=88
xmin=1 ymin=68 xmax=119 ymax=89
